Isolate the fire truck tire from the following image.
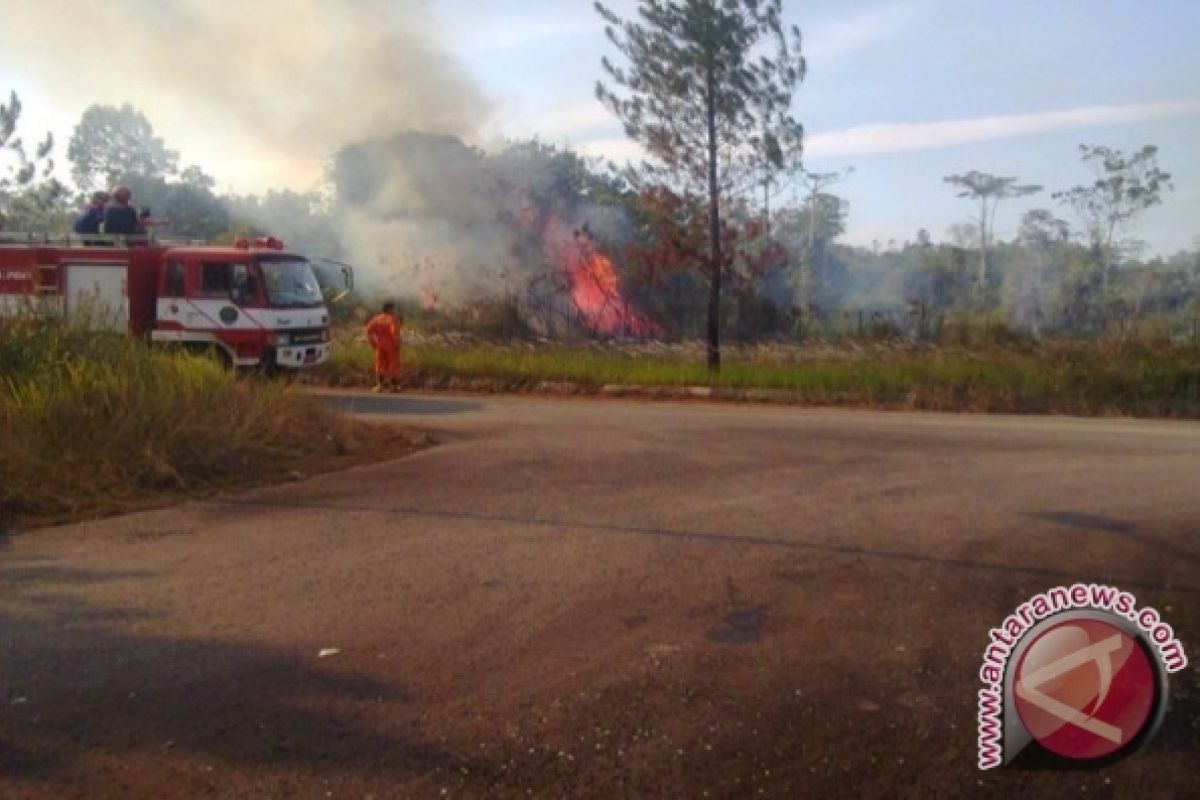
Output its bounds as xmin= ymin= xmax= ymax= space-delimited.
xmin=259 ymin=350 xmax=283 ymax=378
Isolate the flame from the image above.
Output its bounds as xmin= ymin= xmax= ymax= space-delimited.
xmin=418 ymin=282 xmax=440 ymax=311
xmin=544 ymin=217 xmax=656 ymax=337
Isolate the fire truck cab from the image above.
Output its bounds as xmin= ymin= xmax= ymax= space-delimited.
xmin=0 ymin=233 xmax=343 ymax=370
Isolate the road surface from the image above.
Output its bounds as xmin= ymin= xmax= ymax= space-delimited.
xmin=3 ymin=394 xmax=1199 ymax=798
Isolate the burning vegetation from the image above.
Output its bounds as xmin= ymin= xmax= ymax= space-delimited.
xmin=1 ymin=1 xmax=1197 ymax=354
xmin=328 ymin=132 xmax=661 ymax=339
xmin=544 ymin=222 xmax=657 ymax=338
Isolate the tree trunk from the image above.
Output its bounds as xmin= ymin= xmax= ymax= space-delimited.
xmin=763 ymin=174 xmax=771 ymax=238
xmin=805 ymin=191 xmax=817 ymax=309
xmin=1102 ymin=221 xmax=1116 ymax=293
xmin=705 ymin=67 xmax=722 ymax=371
xmin=977 ymin=197 xmax=988 ymax=293
xmin=807 ymin=193 xmax=816 ymax=254
xmin=978 ymin=243 xmax=987 ymax=292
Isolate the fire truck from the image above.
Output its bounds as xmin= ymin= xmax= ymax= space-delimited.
xmin=0 ymin=233 xmax=351 ymax=370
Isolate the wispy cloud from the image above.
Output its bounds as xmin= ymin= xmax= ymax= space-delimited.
xmin=576 ymin=136 xmax=645 ymax=164
xmin=806 ymin=100 xmax=1200 ymax=157
xmin=487 ymin=100 xmax=619 ymax=152
xmin=531 ymin=101 xmax=615 ymax=138
xmin=460 ymin=19 xmax=599 ymax=50
xmin=805 ymin=2 xmax=912 ymax=62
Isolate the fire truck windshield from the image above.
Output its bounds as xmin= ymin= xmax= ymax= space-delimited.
xmin=258 ymin=258 xmax=323 ymax=308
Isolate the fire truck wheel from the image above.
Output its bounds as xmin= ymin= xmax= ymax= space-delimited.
xmin=259 ymin=354 xmax=284 ymax=379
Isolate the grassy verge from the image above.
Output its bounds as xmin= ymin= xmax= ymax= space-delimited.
xmin=1 ymin=318 xmax=425 ymax=529
xmin=317 ymin=335 xmax=1200 ymax=418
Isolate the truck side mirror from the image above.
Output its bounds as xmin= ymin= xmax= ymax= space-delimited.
xmin=311 ymin=257 xmax=355 ymax=304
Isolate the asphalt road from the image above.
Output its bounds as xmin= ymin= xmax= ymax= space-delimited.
xmin=3 ymin=394 xmax=1199 ymax=798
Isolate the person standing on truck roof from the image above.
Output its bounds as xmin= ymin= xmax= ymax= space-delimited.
xmin=73 ymin=191 xmax=110 ymax=235
xmin=102 ymin=186 xmax=139 ymax=236
xmin=365 ymin=301 xmax=403 ymax=393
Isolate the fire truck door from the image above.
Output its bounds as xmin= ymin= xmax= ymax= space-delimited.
xmin=63 ymin=263 xmax=129 ymax=331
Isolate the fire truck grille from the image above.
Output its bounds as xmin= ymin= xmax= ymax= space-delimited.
xmin=288 ymin=329 xmax=327 ymax=345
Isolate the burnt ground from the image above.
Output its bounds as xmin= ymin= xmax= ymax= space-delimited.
xmin=2 ymin=394 xmax=1198 ymax=798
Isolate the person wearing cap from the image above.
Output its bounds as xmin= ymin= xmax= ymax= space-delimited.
xmin=365 ymin=301 xmax=404 ymax=393
xmin=102 ymin=186 xmax=139 ymax=235
xmin=73 ymin=191 xmax=110 ymax=235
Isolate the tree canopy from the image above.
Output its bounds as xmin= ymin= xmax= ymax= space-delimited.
xmin=0 ymin=90 xmax=64 ymax=231
xmin=67 ymin=103 xmax=179 ymax=191
xmin=596 ymin=0 xmax=805 ymax=368
xmin=1052 ymin=144 xmax=1172 ymax=290
xmin=943 ymin=171 xmax=1040 ymax=292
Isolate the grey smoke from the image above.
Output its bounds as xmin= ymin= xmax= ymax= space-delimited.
xmin=332 ymin=132 xmax=632 ymax=305
xmin=2 ymin=0 xmax=490 ymax=184
xmin=5 ymin=0 xmax=531 ymax=298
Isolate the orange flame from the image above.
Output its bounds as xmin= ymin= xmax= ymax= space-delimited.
xmin=545 ymin=217 xmax=656 ymax=337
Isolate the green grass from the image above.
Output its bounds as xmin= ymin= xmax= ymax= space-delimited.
xmin=318 ymin=336 xmax=1200 ymax=418
xmin=1 ymin=317 xmax=371 ymax=525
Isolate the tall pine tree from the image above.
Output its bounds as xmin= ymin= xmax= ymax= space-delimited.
xmin=596 ymin=0 xmax=805 ymax=368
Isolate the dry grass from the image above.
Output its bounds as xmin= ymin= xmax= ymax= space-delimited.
xmin=316 ymin=331 xmax=1200 ymax=418
xmin=1 ymin=317 xmax=424 ymax=528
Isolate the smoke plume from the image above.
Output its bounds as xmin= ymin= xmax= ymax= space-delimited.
xmin=3 ymin=0 xmax=544 ymax=298
xmin=332 ymin=133 xmax=522 ymax=300
xmin=2 ymin=0 xmax=489 ymax=187
xmin=332 ymin=132 xmax=635 ymax=308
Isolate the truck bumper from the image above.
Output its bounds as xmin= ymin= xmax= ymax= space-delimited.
xmin=273 ymin=343 xmax=331 ymax=369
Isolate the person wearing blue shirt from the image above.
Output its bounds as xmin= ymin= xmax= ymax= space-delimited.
xmin=72 ymin=191 xmax=109 ymax=234
xmin=102 ymin=186 xmax=139 ymax=235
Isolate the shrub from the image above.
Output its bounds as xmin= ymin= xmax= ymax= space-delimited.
xmin=1 ymin=316 xmax=364 ymax=524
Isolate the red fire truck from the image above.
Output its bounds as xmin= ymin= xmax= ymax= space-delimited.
xmin=0 ymin=233 xmax=350 ymax=370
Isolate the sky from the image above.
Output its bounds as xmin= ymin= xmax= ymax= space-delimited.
xmin=3 ymin=0 xmax=1198 ymax=255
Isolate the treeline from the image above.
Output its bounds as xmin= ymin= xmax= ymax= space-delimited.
xmin=3 ymin=94 xmax=1198 ymax=344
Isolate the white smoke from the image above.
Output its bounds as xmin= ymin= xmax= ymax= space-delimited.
xmin=1 ymin=0 xmax=490 ymax=189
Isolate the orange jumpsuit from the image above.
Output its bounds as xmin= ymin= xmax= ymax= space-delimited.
xmin=365 ymin=312 xmax=402 ymax=381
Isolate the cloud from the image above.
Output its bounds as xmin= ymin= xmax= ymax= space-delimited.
xmin=576 ymin=137 xmax=646 ymax=164
xmin=460 ymin=19 xmax=600 ymax=50
xmin=805 ymin=2 xmax=911 ymax=62
xmin=527 ymin=101 xmax=615 ymax=139
xmin=806 ymin=100 xmax=1200 ymax=157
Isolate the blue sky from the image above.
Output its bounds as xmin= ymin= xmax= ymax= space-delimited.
xmin=5 ymin=0 xmax=1198 ymax=254
xmin=447 ymin=0 xmax=1200 ymax=254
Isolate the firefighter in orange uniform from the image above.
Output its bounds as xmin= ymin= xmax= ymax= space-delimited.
xmin=365 ymin=301 xmax=403 ymax=393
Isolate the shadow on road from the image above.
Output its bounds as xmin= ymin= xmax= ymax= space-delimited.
xmin=1027 ymin=510 xmax=1200 ymax=568
xmin=213 ymin=498 xmax=1200 ymax=597
xmin=320 ymin=395 xmax=484 ymax=417
xmin=0 ymin=564 xmax=154 ymax=587
xmin=0 ymin=561 xmax=494 ymax=791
